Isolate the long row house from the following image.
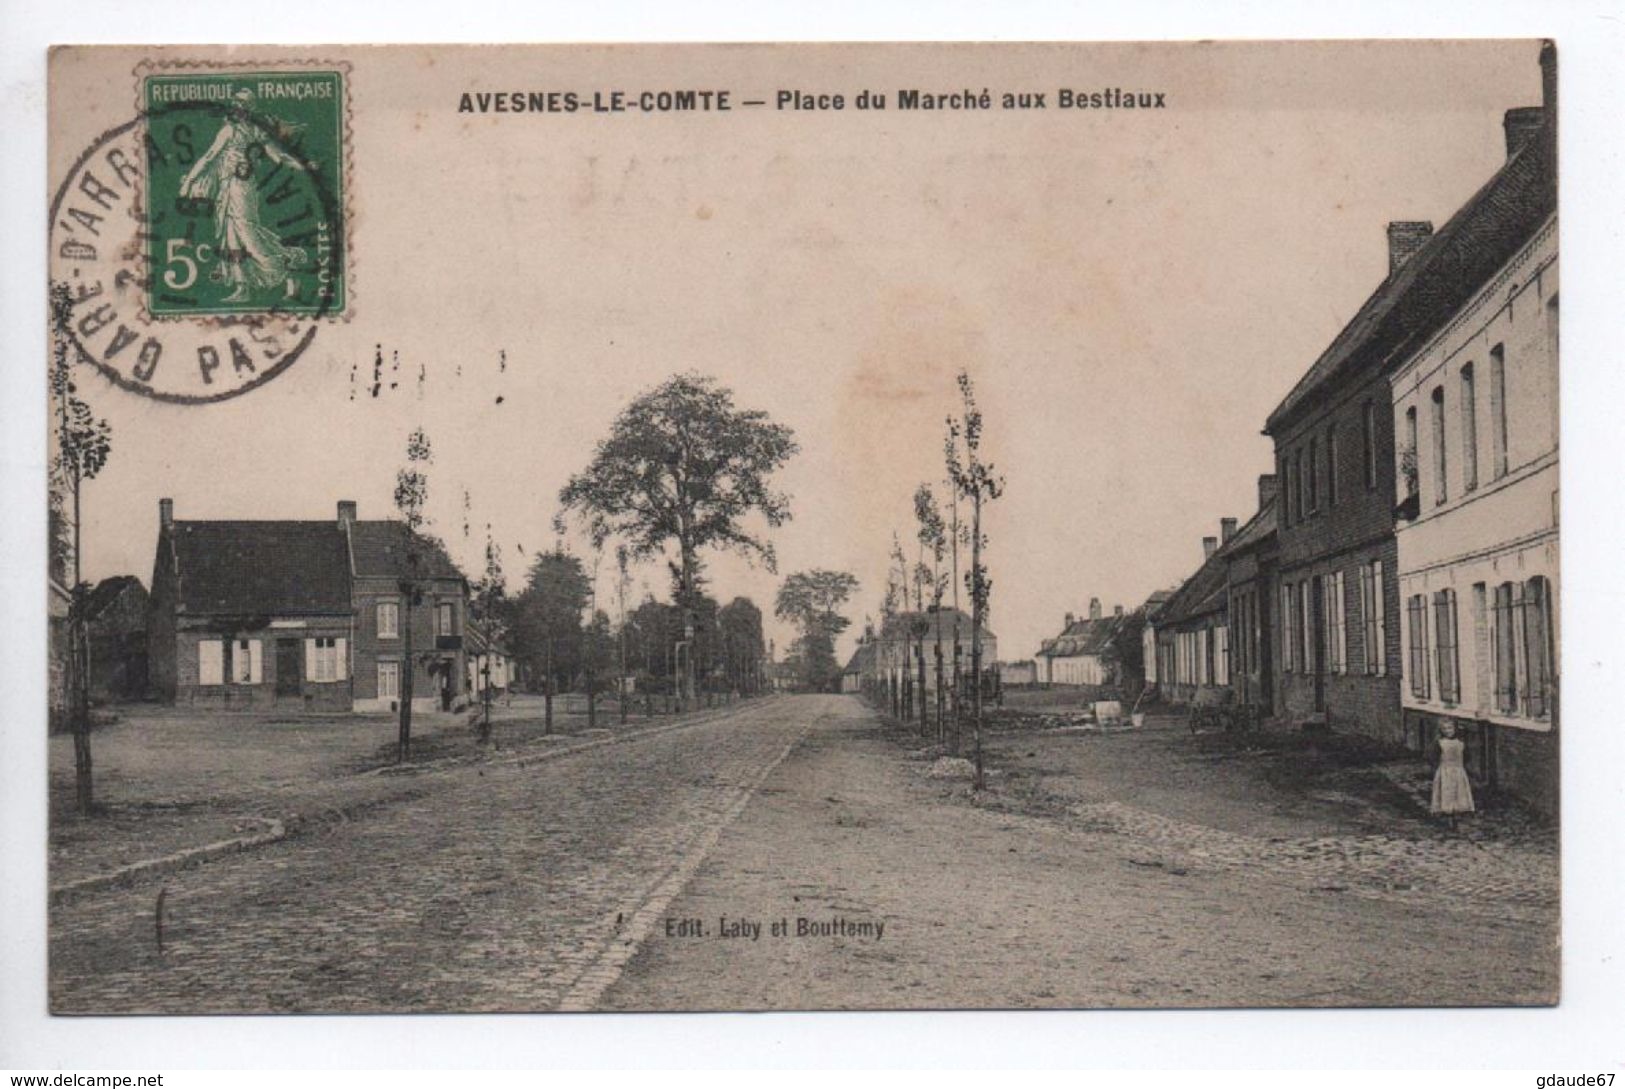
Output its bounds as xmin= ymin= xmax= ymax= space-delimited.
xmin=1046 ymin=45 xmax=1558 ymax=815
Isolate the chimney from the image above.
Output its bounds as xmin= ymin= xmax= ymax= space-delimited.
xmin=1088 ymin=597 xmax=1102 ymax=620
xmin=159 ymin=497 xmax=173 ymax=528
xmin=1540 ymin=40 xmax=1557 ymax=133
xmin=1202 ymin=536 xmax=1218 ymax=560
xmin=1065 ymin=612 xmax=1075 ymax=628
xmin=337 ymin=500 xmax=357 ymax=530
xmin=1257 ymin=473 xmax=1280 ymax=511
xmin=1114 ymin=604 xmax=1124 ymax=618
xmin=1221 ymin=517 xmax=1238 ymax=544
xmin=1387 ymin=221 xmax=1434 ymax=275
xmin=1503 ymin=107 xmax=1544 ymax=160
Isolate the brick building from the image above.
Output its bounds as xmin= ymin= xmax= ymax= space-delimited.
xmin=1389 ymin=46 xmax=1557 ymax=813
xmin=149 ymin=498 xmax=469 ymax=713
xmin=82 ymin=575 xmax=149 ymax=702
xmin=1224 ymin=478 xmax=1279 ymax=714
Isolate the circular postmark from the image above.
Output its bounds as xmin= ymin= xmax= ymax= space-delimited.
xmin=50 ymin=82 xmax=346 ymax=404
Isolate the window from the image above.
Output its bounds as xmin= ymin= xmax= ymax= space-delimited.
xmin=1326 ymin=425 xmax=1339 ymax=507
xmin=377 ymin=600 xmax=399 ymax=640
xmin=1524 ymin=576 xmax=1553 ymax=719
xmin=1300 ymin=580 xmax=1314 ymax=673
xmin=1281 ymin=583 xmax=1295 ymax=672
xmin=1490 ymin=343 xmax=1509 ymax=478
xmin=378 ymin=660 xmax=400 ymax=700
xmin=436 ymin=601 xmax=455 ymax=637
xmin=1362 ymin=559 xmax=1387 ymax=676
xmin=1460 ymin=364 xmax=1478 ymax=493
xmin=1324 ymin=572 xmax=1346 ymax=674
xmin=1362 ymin=400 xmax=1378 ymax=490
xmin=198 ymin=639 xmax=224 ymax=686
xmin=311 ymin=636 xmax=341 ymax=683
xmin=1492 ymin=582 xmax=1520 ymax=715
xmin=1407 ymin=594 xmax=1430 ymax=699
xmin=230 ymin=638 xmax=261 ymax=684
xmin=1433 ymin=589 xmax=1460 ymax=705
xmin=1307 ymin=437 xmax=1319 ymax=513
xmin=1403 ymin=406 xmax=1419 ymax=498
xmin=1430 ymin=387 xmax=1448 ymax=504
xmin=1296 ymin=449 xmax=1307 ymax=522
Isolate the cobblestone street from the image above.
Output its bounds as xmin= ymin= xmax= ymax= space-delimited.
xmin=50 ymin=695 xmax=1558 ymax=1013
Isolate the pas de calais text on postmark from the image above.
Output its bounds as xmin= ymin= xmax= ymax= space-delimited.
xmin=48 ymin=63 xmax=348 ymax=404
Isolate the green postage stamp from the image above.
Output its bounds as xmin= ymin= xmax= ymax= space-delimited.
xmin=143 ymin=70 xmax=346 ymax=317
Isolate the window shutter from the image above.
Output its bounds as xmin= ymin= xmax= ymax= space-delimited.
xmin=249 ymin=639 xmax=263 ymax=684
xmin=199 ymin=640 xmax=223 ymax=686
xmin=336 ymin=638 xmax=349 ymax=681
xmin=305 ymin=638 xmax=317 ymax=682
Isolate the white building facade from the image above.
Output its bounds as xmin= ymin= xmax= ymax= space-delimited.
xmin=1390 ymin=212 xmax=1557 ymax=814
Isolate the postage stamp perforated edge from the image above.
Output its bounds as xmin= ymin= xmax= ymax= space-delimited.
xmin=130 ymin=56 xmax=356 ymax=326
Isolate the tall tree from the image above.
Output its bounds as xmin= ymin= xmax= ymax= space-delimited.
xmin=559 ymin=373 xmax=798 ymax=708
xmin=718 ymin=596 xmax=766 ymax=694
xmin=946 ymin=370 xmax=1004 ymax=791
xmin=775 ymin=569 xmax=858 ymax=692
xmin=471 ymin=529 xmax=507 ymax=742
xmin=914 ymin=483 xmax=950 ymax=742
xmin=393 ymin=426 xmax=433 ymax=763
xmin=50 ymin=282 xmax=113 ymax=816
xmin=510 ymin=545 xmax=591 ymax=732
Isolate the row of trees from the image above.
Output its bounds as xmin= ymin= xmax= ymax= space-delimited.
xmin=870 ymin=369 xmax=1003 ymax=790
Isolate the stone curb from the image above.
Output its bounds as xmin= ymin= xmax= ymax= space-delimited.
xmin=49 ymin=817 xmax=285 ymax=906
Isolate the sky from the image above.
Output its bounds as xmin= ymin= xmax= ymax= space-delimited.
xmin=51 ymin=40 xmax=1545 ymax=664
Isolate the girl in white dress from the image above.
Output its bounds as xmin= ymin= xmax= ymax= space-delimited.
xmin=1430 ymin=720 xmax=1476 ymax=829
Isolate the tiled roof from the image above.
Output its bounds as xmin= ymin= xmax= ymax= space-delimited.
xmin=348 ymin=521 xmax=465 ymax=581
xmin=82 ymin=575 xmax=145 ymax=622
xmin=1036 ymin=614 xmax=1121 ymax=659
xmin=170 ymin=521 xmax=351 ymax=616
xmin=1157 ymin=550 xmax=1230 ymax=628
xmin=1265 ymin=115 xmax=1554 ymax=433
xmin=878 ymin=607 xmax=995 ymax=646
xmin=842 ymin=641 xmax=876 ymax=674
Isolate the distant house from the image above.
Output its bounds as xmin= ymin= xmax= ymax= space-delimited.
xmin=1035 ymin=598 xmax=1123 ymax=688
xmin=82 ymin=575 xmax=149 ymax=702
xmin=465 ymin=619 xmax=515 ymax=700
xmin=840 ymin=640 xmax=875 ymax=694
xmin=149 ymin=498 xmax=470 ymax=713
xmin=1154 ymin=528 xmax=1233 ymax=706
xmin=866 ymin=607 xmax=997 ymax=697
xmin=1139 ymin=589 xmax=1173 ymax=690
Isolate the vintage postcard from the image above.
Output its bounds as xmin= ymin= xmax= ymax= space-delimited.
xmin=46 ymin=41 xmax=1558 ymax=1014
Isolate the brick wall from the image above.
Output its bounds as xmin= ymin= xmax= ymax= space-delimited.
xmin=1402 ymin=707 xmax=1557 ymax=818
xmin=352 ymin=575 xmax=466 ymax=708
xmin=1272 ymin=366 xmax=1404 ymax=743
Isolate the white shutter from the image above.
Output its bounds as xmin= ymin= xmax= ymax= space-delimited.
xmin=198 ymin=640 xmax=223 ymax=686
xmin=249 ymin=639 xmax=263 ymax=684
xmin=336 ymin=638 xmax=349 ymax=681
xmin=305 ymin=638 xmax=317 ymax=682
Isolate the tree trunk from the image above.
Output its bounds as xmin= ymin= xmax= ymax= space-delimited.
xmin=971 ymin=497 xmax=984 ymax=792
xmin=71 ymin=608 xmax=93 ymax=815
xmin=398 ymin=590 xmax=414 ymax=763
xmin=544 ymin=635 xmax=554 ymax=734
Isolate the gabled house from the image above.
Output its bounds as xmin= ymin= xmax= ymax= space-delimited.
xmin=82 ymin=575 xmax=149 ymax=702
xmin=1035 ymin=598 xmax=1122 ymax=688
xmin=149 ymin=498 xmax=469 ymax=713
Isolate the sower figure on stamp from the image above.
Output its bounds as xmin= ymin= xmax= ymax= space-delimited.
xmin=1430 ymin=720 xmax=1476 ymax=831
xmin=178 ymin=88 xmax=309 ymax=303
